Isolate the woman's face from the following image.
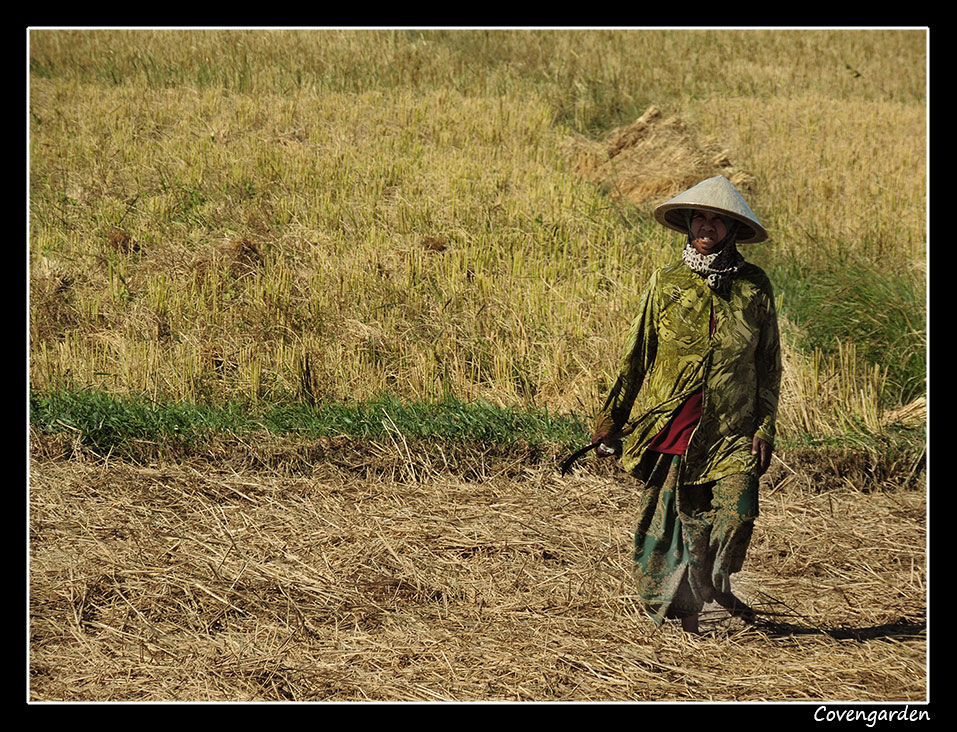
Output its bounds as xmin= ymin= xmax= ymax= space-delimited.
xmin=689 ymin=210 xmax=729 ymax=255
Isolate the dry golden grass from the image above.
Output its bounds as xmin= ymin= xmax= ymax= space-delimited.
xmin=27 ymin=31 xmax=928 ymax=704
xmin=29 ymin=81 xmax=601 ymax=409
xmin=29 ymin=29 xmax=927 ymax=432
xmin=689 ymin=93 xmax=927 ymax=266
xmin=567 ymin=104 xmax=756 ymax=210
xmin=29 ymin=435 xmax=925 ymax=702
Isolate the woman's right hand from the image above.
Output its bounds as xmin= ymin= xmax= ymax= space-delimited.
xmin=590 ymin=430 xmax=619 ymax=458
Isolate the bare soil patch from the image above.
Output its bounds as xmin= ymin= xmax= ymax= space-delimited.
xmin=29 ymin=435 xmax=926 ymax=702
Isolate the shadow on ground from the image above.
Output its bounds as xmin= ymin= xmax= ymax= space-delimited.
xmin=750 ymin=616 xmax=926 ymax=641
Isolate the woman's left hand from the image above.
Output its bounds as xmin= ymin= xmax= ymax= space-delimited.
xmin=752 ymin=436 xmax=773 ymax=476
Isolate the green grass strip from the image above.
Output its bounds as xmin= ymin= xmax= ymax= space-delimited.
xmin=29 ymin=389 xmax=591 ymax=455
xmin=29 ymin=389 xmax=923 ymax=467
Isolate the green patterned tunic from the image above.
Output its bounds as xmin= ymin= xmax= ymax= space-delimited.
xmin=594 ymin=260 xmax=782 ymax=484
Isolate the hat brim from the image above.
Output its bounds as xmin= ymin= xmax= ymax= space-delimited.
xmin=651 ymin=175 xmax=769 ymax=244
xmin=655 ymin=203 xmax=768 ymax=244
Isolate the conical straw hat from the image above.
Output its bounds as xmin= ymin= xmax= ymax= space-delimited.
xmin=653 ymin=175 xmax=768 ymax=243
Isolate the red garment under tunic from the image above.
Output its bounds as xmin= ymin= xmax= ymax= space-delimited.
xmin=647 ymin=303 xmax=714 ymax=455
xmin=647 ymin=389 xmax=703 ymax=455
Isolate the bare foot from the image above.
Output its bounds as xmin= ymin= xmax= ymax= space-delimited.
xmin=680 ymin=614 xmax=700 ymax=634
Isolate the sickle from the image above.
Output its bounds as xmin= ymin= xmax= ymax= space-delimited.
xmin=559 ymin=424 xmax=635 ymax=476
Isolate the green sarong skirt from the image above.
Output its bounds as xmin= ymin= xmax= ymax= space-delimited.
xmin=632 ymin=452 xmax=759 ymax=625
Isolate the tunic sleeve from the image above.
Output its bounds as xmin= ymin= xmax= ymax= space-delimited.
xmin=753 ymin=280 xmax=782 ymax=445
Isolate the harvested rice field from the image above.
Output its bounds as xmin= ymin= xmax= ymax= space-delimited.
xmin=28 ymin=434 xmax=927 ymax=705
xmin=28 ymin=29 xmax=928 ymax=715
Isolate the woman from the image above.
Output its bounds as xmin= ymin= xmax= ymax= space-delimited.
xmin=592 ymin=175 xmax=781 ymax=634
